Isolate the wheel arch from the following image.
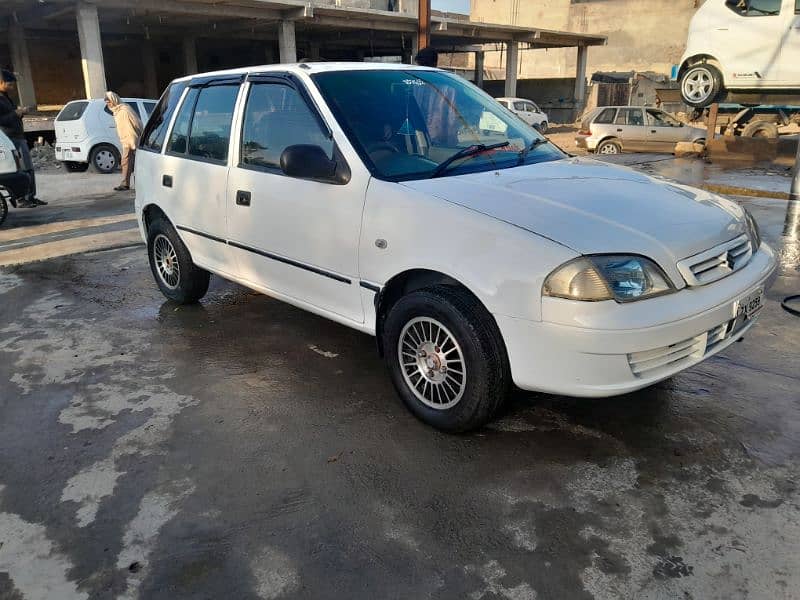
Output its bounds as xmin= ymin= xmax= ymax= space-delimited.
xmin=595 ymin=136 xmax=623 ymax=152
xmin=141 ymin=203 xmax=171 ymax=237
xmin=679 ymin=55 xmax=724 ymax=80
xmin=373 ymin=268 xmax=504 ymax=358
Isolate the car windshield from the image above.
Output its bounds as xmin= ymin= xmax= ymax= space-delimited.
xmin=312 ymin=69 xmax=564 ymax=181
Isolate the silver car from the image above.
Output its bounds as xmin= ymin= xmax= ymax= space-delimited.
xmin=575 ymin=106 xmax=706 ymax=154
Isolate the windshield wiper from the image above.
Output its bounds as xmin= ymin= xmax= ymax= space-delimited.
xmin=517 ymin=137 xmax=549 ymax=165
xmin=430 ymin=142 xmax=510 ymax=178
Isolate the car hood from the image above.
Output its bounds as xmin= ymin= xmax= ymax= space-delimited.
xmin=401 ymin=157 xmax=746 ymax=285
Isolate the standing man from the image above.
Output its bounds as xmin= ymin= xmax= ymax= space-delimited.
xmin=0 ymin=69 xmax=45 ymax=207
xmin=104 ymin=91 xmax=142 ymax=192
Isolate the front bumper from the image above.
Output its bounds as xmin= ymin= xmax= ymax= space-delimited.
xmin=495 ymin=244 xmax=777 ymax=397
xmin=54 ymin=144 xmax=89 ymax=163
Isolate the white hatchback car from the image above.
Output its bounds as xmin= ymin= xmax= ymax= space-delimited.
xmin=54 ymin=97 xmax=157 ymax=173
xmin=135 ymin=63 xmax=776 ymax=432
xmin=496 ymin=97 xmax=549 ymax=132
xmin=678 ymin=0 xmax=800 ymax=107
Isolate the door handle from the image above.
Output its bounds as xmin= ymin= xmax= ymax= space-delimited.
xmin=715 ymin=27 xmax=728 ymax=31
xmin=236 ymin=190 xmax=251 ymax=207
xmin=162 ymin=174 xmax=172 ymax=188
xmin=651 ymin=130 xmax=657 ymax=133
xmin=616 ymin=128 xmax=623 ymax=132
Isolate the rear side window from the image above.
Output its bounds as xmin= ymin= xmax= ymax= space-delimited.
xmin=240 ymin=83 xmax=333 ymax=170
xmin=141 ymin=82 xmax=188 ymax=152
xmin=594 ymin=108 xmax=617 ymax=124
xmin=615 ymin=108 xmax=644 ymax=126
xmin=187 ymin=85 xmax=240 ymax=163
xmin=103 ymin=101 xmax=140 ymax=118
xmin=56 ymin=101 xmax=89 ymax=122
xmin=725 ymin=0 xmax=781 ymax=15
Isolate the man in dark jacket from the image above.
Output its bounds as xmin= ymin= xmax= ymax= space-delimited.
xmin=0 ymin=69 xmax=45 ymax=207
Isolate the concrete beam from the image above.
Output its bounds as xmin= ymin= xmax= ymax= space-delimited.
xmin=574 ymin=45 xmax=588 ymax=103
xmin=504 ymin=41 xmax=518 ymax=98
xmin=474 ymin=50 xmax=484 ymax=89
xmin=76 ymin=2 xmax=107 ymax=99
xmin=183 ymin=36 xmax=199 ymax=74
xmin=8 ymin=22 xmax=37 ymax=108
xmin=278 ymin=20 xmax=297 ymax=63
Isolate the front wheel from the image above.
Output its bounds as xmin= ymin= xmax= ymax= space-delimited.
xmin=539 ymin=121 xmax=548 ymax=134
xmin=383 ymin=285 xmax=509 ymax=432
xmin=147 ymin=218 xmax=210 ymax=304
xmin=680 ymin=63 xmax=723 ymax=108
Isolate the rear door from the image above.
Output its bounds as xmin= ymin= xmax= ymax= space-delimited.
xmin=613 ymin=108 xmax=648 ymax=151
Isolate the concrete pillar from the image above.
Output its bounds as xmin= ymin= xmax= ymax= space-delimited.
xmin=474 ymin=51 xmax=485 ymax=88
xmin=574 ymin=45 xmax=588 ymax=104
xmin=791 ymin=133 xmax=800 ymax=201
xmin=504 ymin=41 xmax=518 ymax=98
xmin=8 ymin=23 xmax=37 ymax=109
xmin=183 ymin=37 xmax=198 ymax=75
xmin=278 ymin=20 xmax=297 ymax=64
xmin=76 ymin=2 xmax=107 ymax=99
xmin=142 ymin=40 xmax=159 ymax=98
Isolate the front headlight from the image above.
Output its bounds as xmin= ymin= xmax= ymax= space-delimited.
xmin=744 ymin=209 xmax=761 ymax=250
xmin=543 ymin=255 xmax=675 ymax=303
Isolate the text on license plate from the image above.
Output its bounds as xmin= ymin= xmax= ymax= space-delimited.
xmin=735 ymin=288 xmax=764 ymax=320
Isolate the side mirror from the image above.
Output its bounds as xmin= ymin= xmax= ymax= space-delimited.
xmin=280 ymin=144 xmax=336 ymax=180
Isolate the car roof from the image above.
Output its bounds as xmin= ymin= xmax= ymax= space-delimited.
xmin=171 ymin=61 xmax=440 ymax=84
xmin=64 ymin=97 xmax=157 ymax=104
xmin=497 ymin=97 xmax=530 ymax=102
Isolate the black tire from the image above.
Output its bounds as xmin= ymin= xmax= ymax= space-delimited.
xmin=147 ymin=218 xmax=210 ymax=304
xmin=741 ymin=121 xmax=779 ymax=139
xmin=0 ymin=191 xmax=8 ymax=227
xmin=62 ymin=161 xmax=89 ymax=172
xmin=596 ymin=139 xmax=622 ymax=155
xmin=89 ymin=144 xmax=120 ymax=174
xmin=383 ymin=285 xmax=509 ymax=432
xmin=539 ymin=121 xmax=548 ymax=134
xmin=680 ymin=63 xmax=723 ymax=108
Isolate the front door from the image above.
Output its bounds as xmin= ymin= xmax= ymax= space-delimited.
xmin=613 ymin=108 xmax=648 ymax=152
xmin=645 ymin=108 xmax=689 ymax=152
xmin=717 ymin=0 xmax=787 ymax=86
xmin=226 ymin=79 xmax=366 ymax=323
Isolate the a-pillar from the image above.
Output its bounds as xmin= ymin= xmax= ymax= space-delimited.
xmin=278 ymin=20 xmax=297 ymax=64
xmin=8 ymin=22 xmax=37 ymax=108
xmin=504 ymin=41 xmax=518 ymax=98
xmin=183 ymin=37 xmax=198 ymax=75
xmin=142 ymin=40 xmax=159 ymax=98
xmin=574 ymin=45 xmax=588 ymax=113
xmin=474 ymin=50 xmax=485 ymax=88
xmin=76 ymin=2 xmax=107 ymax=99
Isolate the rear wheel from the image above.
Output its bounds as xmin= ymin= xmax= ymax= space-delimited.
xmin=680 ymin=63 xmax=723 ymax=108
xmin=383 ymin=285 xmax=509 ymax=432
xmin=741 ymin=121 xmax=779 ymax=139
xmin=0 ymin=190 xmax=8 ymax=227
xmin=597 ymin=139 xmax=622 ymax=155
xmin=89 ymin=144 xmax=120 ymax=174
xmin=147 ymin=218 xmax=210 ymax=304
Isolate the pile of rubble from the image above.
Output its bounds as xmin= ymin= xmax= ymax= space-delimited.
xmin=29 ymin=143 xmax=61 ymax=171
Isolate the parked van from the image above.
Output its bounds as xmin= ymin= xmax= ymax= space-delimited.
xmin=54 ymin=97 xmax=157 ymax=173
xmin=678 ymin=0 xmax=800 ymax=107
xmin=496 ymin=97 xmax=549 ymax=132
xmin=0 ymin=130 xmax=34 ymax=227
xmin=135 ymin=63 xmax=775 ymax=432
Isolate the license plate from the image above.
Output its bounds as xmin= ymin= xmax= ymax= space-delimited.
xmin=734 ymin=288 xmax=764 ymax=321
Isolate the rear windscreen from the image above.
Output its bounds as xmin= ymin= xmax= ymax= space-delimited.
xmin=56 ymin=101 xmax=89 ymax=122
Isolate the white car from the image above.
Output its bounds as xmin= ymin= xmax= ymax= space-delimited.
xmin=678 ymin=0 xmax=800 ymax=107
xmin=54 ymin=97 xmax=157 ymax=173
xmin=496 ymin=97 xmax=549 ymax=132
xmin=135 ymin=63 xmax=776 ymax=432
xmin=0 ymin=130 xmax=34 ymax=227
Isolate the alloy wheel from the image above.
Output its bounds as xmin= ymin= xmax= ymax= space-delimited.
xmin=153 ymin=234 xmax=180 ymax=290
xmin=682 ymin=68 xmax=714 ymax=103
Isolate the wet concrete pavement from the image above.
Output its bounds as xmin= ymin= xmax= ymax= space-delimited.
xmin=1 ymin=179 xmax=800 ymax=599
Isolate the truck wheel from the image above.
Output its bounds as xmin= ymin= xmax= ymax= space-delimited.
xmin=741 ymin=121 xmax=779 ymax=139
xmin=597 ymin=139 xmax=622 ymax=154
xmin=89 ymin=144 xmax=120 ymax=174
xmin=147 ymin=218 xmax=210 ymax=304
xmin=0 ymin=191 xmax=8 ymax=227
xmin=383 ymin=285 xmax=509 ymax=432
xmin=680 ymin=63 xmax=723 ymax=108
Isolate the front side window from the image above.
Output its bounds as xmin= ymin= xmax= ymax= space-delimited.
xmin=313 ymin=70 xmax=563 ymax=181
xmin=725 ymin=0 xmax=781 ymax=15
xmin=141 ymin=82 xmax=188 ymax=152
xmin=615 ymin=108 xmax=644 ymax=126
xmin=56 ymin=101 xmax=88 ymax=122
xmin=646 ymin=109 xmax=681 ymax=127
xmin=187 ymin=85 xmax=239 ymax=162
xmin=241 ymin=83 xmax=333 ymax=169
xmin=514 ymin=101 xmax=527 ymax=111
xmin=594 ymin=108 xmax=617 ymax=124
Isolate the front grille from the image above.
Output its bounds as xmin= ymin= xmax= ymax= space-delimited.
xmin=677 ymin=235 xmax=753 ymax=286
